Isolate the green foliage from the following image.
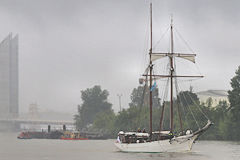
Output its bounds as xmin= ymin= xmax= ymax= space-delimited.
xmin=92 ymin=110 xmax=116 ymax=135
xmin=175 ymin=91 xmax=202 ymax=132
xmin=74 ymin=85 xmax=112 ymax=130
xmin=129 ymin=85 xmax=160 ymax=108
xmin=199 ymin=101 xmax=227 ymax=140
xmin=74 ymin=66 xmax=240 ymax=141
xmin=113 ymin=106 xmax=161 ymax=133
xmin=227 ymin=66 xmax=240 ymax=140
xmin=129 ymin=86 xmax=145 ymax=108
xmin=177 ymin=91 xmax=200 ymax=106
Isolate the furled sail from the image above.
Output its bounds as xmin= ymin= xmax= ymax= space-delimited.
xmin=151 ymin=54 xmax=168 ymax=61
xmin=151 ymin=53 xmax=196 ymax=63
xmin=175 ymin=53 xmax=196 ymax=63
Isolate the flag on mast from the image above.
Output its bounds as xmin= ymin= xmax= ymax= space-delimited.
xmin=150 ymin=81 xmax=157 ymax=91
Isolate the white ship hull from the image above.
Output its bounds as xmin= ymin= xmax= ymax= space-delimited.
xmin=115 ymin=134 xmax=198 ymax=153
xmin=115 ymin=120 xmax=213 ymax=153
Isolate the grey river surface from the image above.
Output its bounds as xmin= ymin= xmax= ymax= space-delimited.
xmin=0 ymin=133 xmax=240 ymax=160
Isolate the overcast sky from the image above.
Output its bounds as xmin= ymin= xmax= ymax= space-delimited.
xmin=0 ymin=0 xmax=239 ymax=113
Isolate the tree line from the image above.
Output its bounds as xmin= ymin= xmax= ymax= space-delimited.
xmin=74 ymin=66 xmax=240 ymax=140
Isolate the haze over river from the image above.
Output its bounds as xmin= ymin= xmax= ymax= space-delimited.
xmin=0 ymin=133 xmax=239 ymax=160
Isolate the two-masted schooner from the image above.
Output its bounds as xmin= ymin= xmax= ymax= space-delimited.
xmin=114 ymin=3 xmax=213 ymax=153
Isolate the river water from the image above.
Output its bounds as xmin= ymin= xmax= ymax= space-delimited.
xmin=0 ymin=133 xmax=239 ymax=160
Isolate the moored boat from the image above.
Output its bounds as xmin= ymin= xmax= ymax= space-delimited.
xmin=60 ymin=131 xmax=88 ymax=140
xmin=17 ymin=131 xmax=32 ymax=139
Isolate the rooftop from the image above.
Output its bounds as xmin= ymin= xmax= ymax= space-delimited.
xmin=196 ymin=90 xmax=228 ymax=97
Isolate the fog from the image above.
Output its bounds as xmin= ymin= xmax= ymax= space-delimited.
xmin=0 ymin=0 xmax=239 ymax=113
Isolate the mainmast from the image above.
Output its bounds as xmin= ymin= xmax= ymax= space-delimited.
xmin=149 ymin=2 xmax=153 ymax=136
xmin=170 ymin=17 xmax=174 ymax=133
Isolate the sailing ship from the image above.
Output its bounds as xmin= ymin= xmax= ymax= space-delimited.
xmin=114 ymin=3 xmax=213 ymax=153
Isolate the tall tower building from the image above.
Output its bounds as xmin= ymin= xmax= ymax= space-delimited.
xmin=0 ymin=34 xmax=18 ymax=118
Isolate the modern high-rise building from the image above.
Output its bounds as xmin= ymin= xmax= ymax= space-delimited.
xmin=0 ymin=34 xmax=18 ymax=118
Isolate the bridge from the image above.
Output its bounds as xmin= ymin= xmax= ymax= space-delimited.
xmin=0 ymin=118 xmax=74 ymax=125
xmin=0 ymin=118 xmax=75 ymax=131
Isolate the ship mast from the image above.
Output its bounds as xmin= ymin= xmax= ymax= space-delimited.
xmin=149 ymin=2 xmax=153 ymax=137
xmin=170 ymin=17 xmax=174 ymax=133
xmin=144 ymin=5 xmax=202 ymax=136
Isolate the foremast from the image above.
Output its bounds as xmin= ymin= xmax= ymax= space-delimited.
xmin=170 ymin=17 xmax=174 ymax=133
xmin=149 ymin=2 xmax=153 ymax=138
xmin=148 ymin=4 xmax=175 ymax=135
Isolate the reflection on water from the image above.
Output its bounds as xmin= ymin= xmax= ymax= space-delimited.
xmin=116 ymin=150 xmax=207 ymax=160
xmin=0 ymin=133 xmax=239 ymax=160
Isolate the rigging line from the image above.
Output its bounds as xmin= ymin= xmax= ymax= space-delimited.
xmin=177 ymin=83 xmax=201 ymax=129
xmin=140 ymin=82 xmax=147 ymax=109
xmin=152 ymin=69 xmax=161 ymax=108
xmin=140 ymin=68 xmax=149 ymax=109
xmin=140 ymin=7 xmax=151 ymax=76
xmin=159 ymin=77 xmax=170 ymax=131
xmin=185 ymin=90 xmax=210 ymax=120
xmin=173 ymin=68 xmax=184 ymax=133
xmin=163 ymin=77 xmax=170 ymax=102
xmin=163 ymin=57 xmax=168 ymax=74
xmin=178 ymin=87 xmax=200 ymax=129
xmin=159 ymin=73 xmax=170 ymax=104
xmin=163 ymin=63 xmax=171 ymax=103
xmin=159 ymin=80 xmax=165 ymax=104
xmin=178 ymin=99 xmax=191 ymax=130
xmin=165 ymin=60 xmax=169 ymax=75
xmin=173 ymin=64 xmax=190 ymax=130
xmin=156 ymin=57 xmax=168 ymax=77
xmin=174 ymin=76 xmax=190 ymax=130
xmin=161 ymin=70 xmax=171 ymax=131
xmin=174 ymin=27 xmax=194 ymax=53
xmin=141 ymin=43 xmax=149 ymax=76
xmin=153 ymin=27 xmax=170 ymax=50
xmin=168 ymin=31 xmax=171 ymax=53
xmin=160 ymin=73 xmax=166 ymax=102
xmin=171 ymin=35 xmax=203 ymax=78
xmin=195 ymin=62 xmax=203 ymax=76
xmin=155 ymin=52 xmax=170 ymax=104
xmin=175 ymin=82 xmax=183 ymax=133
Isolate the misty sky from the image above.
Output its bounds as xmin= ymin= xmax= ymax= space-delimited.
xmin=0 ymin=0 xmax=239 ymax=114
